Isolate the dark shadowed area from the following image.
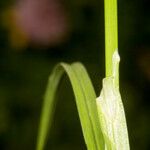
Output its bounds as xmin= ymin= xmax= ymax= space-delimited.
xmin=0 ymin=0 xmax=150 ymax=149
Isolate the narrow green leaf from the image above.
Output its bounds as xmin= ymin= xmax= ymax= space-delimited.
xmin=71 ymin=63 xmax=104 ymax=149
xmin=36 ymin=65 xmax=64 ymax=150
xmin=36 ymin=62 xmax=104 ymax=150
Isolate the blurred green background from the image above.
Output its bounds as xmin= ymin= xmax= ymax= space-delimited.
xmin=0 ymin=0 xmax=150 ymax=149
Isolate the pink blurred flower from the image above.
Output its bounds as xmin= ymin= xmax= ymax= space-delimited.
xmin=13 ymin=0 xmax=69 ymax=45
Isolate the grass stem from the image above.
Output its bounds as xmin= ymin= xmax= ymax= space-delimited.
xmin=105 ymin=0 xmax=118 ymax=79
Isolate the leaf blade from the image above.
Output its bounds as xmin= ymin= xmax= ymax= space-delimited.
xmin=36 ymin=62 xmax=104 ymax=150
xmin=71 ymin=62 xmax=104 ymax=150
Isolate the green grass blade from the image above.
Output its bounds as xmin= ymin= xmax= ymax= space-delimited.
xmin=36 ymin=62 xmax=104 ymax=150
xmin=71 ymin=63 xmax=104 ymax=150
xmin=36 ymin=65 xmax=64 ymax=150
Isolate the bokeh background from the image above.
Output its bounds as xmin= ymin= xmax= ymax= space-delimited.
xmin=0 ymin=0 xmax=150 ymax=149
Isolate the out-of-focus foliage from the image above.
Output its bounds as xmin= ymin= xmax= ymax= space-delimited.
xmin=0 ymin=0 xmax=150 ymax=150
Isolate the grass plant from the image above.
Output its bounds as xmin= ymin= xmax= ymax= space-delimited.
xmin=36 ymin=0 xmax=130 ymax=149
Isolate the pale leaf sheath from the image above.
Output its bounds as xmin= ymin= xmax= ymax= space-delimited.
xmin=96 ymin=51 xmax=130 ymax=150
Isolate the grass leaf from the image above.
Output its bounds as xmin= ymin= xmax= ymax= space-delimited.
xmin=36 ymin=62 xmax=104 ymax=150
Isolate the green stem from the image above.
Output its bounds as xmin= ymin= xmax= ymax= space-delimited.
xmin=105 ymin=0 xmax=118 ymax=79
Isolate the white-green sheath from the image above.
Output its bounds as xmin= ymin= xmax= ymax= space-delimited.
xmin=96 ymin=51 xmax=130 ymax=150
